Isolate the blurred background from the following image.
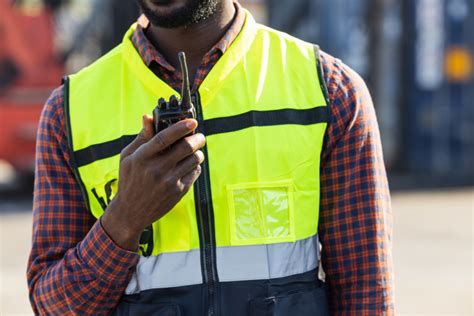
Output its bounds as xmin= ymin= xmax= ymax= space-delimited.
xmin=0 ymin=0 xmax=472 ymax=315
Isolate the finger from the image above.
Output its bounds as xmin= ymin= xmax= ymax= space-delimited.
xmin=167 ymin=133 xmax=206 ymax=163
xmin=174 ymin=150 xmax=205 ymax=178
xmin=121 ymin=115 xmax=155 ymax=159
xmin=141 ymin=119 xmax=198 ymax=157
xmin=179 ymin=165 xmax=202 ymax=190
xmin=142 ymin=114 xmax=154 ymax=139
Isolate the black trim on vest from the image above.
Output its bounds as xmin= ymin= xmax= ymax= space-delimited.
xmin=314 ymin=45 xmax=330 ymax=106
xmin=62 ymin=76 xmax=91 ymax=212
xmin=314 ymin=44 xmax=332 ymax=141
xmin=73 ymin=106 xmax=329 ymax=167
xmin=203 ymin=106 xmax=329 ymax=136
xmin=75 ymin=135 xmax=136 ymax=167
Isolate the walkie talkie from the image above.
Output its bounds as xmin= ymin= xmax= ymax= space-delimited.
xmin=140 ymin=52 xmax=196 ymax=257
xmin=153 ymin=51 xmax=196 ymax=134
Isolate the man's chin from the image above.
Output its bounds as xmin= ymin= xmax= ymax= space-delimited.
xmin=145 ymin=0 xmax=187 ymax=10
xmin=138 ymin=0 xmax=218 ymax=29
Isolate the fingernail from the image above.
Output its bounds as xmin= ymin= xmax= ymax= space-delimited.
xmin=186 ymin=120 xmax=196 ymax=128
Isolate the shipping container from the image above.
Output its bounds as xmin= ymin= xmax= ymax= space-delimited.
xmin=402 ymin=0 xmax=474 ymax=181
xmin=267 ymin=0 xmax=372 ymax=78
xmin=267 ymin=0 xmax=474 ymax=186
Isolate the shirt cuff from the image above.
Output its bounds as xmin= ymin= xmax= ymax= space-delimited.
xmin=78 ymin=219 xmax=139 ymax=284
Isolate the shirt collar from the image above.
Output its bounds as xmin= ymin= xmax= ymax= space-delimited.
xmin=131 ymin=2 xmax=245 ymax=70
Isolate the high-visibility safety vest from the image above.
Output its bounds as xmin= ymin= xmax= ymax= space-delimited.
xmin=64 ymin=9 xmax=330 ymax=316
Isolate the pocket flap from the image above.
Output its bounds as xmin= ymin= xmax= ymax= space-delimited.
xmin=249 ymin=287 xmax=330 ymax=316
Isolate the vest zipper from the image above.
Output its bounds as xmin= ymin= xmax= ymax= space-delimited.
xmin=192 ymin=92 xmax=219 ymax=315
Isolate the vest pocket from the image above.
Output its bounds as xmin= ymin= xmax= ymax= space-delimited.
xmin=226 ymin=180 xmax=296 ymax=246
xmin=248 ymin=286 xmax=330 ymax=316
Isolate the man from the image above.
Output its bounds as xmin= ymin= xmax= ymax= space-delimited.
xmin=27 ymin=0 xmax=394 ymax=315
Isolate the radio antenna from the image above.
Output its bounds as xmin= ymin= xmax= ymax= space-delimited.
xmin=178 ymin=52 xmax=192 ymax=109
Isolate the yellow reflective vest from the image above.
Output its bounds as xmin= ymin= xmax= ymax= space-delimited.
xmin=64 ymin=9 xmax=330 ymax=316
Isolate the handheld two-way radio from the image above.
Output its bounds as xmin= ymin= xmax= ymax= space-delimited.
xmin=140 ymin=52 xmax=196 ymax=257
xmin=152 ymin=51 xmax=197 ymax=134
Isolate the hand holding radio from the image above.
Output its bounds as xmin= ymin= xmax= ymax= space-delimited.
xmin=101 ymin=52 xmax=205 ymax=253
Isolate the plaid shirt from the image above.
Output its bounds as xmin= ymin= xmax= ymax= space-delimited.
xmin=27 ymin=3 xmax=394 ymax=315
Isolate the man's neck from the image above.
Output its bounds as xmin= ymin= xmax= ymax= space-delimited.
xmin=145 ymin=1 xmax=236 ymax=80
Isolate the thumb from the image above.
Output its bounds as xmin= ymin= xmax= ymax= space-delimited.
xmin=121 ymin=115 xmax=154 ymax=159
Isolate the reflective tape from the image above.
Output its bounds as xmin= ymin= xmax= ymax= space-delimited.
xmin=217 ymin=234 xmax=319 ymax=282
xmin=125 ymin=234 xmax=319 ymax=294
xmin=125 ymin=249 xmax=203 ymax=294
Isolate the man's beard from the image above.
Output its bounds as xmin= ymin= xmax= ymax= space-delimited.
xmin=137 ymin=0 xmax=219 ymax=28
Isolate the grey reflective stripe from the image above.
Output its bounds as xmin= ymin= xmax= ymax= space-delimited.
xmin=125 ymin=234 xmax=319 ymax=293
xmin=125 ymin=249 xmax=202 ymax=294
xmin=217 ymin=234 xmax=319 ymax=282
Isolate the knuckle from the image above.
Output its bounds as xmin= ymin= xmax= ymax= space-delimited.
xmin=154 ymin=134 xmax=166 ymax=147
xmin=196 ymin=150 xmax=204 ymax=163
xmin=191 ymin=152 xmax=200 ymax=165
xmin=195 ymin=164 xmax=202 ymax=174
xmin=197 ymin=133 xmax=206 ymax=147
xmin=137 ymin=130 xmax=147 ymax=141
xmin=176 ymin=181 xmax=185 ymax=193
xmin=166 ymin=177 xmax=182 ymax=194
xmin=121 ymin=156 xmax=131 ymax=168
xmin=119 ymin=148 xmax=127 ymax=160
xmin=183 ymin=139 xmax=195 ymax=154
xmin=122 ymin=155 xmax=135 ymax=168
xmin=191 ymin=151 xmax=204 ymax=165
xmin=133 ymin=146 xmax=145 ymax=159
xmin=182 ymin=181 xmax=192 ymax=193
